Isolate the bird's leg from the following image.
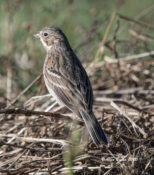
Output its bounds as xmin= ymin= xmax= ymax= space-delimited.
xmin=51 ymin=105 xmax=65 ymax=113
xmin=24 ymin=94 xmax=51 ymax=107
xmin=45 ymin=100 xmax=57 ymax=112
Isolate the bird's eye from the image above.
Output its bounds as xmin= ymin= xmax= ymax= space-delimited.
xmin=44 ymin=32 xmax=48 ymax=37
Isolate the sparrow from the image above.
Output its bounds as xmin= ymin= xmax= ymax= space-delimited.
xmin=34 ymin=26 xmax=109 ymax=145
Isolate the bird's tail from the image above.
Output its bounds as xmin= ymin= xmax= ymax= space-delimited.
xmin=79 ymin=110 xmax=109 ymax=145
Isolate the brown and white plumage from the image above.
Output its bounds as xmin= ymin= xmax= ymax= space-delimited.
xmin=34 ymin=26 xmax=109 ymax=145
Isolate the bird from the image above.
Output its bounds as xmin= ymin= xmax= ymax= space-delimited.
xmin=33 ymin=26 xmax=109 ymax=145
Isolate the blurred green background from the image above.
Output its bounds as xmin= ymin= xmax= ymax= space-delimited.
xmin=0 ymin=0 xmax=154 ymax=101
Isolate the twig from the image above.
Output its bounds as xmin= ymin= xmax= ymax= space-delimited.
xmin=113 ymin=100 xmax=143 ymax=112
xmin=7 ymin=73 xmax=42 ymax=108
xmin=94 ymin=12 xmax=116 ymax=60
xmin=0 ymin=153 xmax=63 ymax=173
xmin=110 ymin=101 xmax=146 ymax=137
xmin=95 ymin=97 xmax=143 ymax=112
xmin=24 ymin=94 xmax=51 ymax=107
xmin=117 ymin=5 xmax=154 ymax=35
xmin=135 ymin=4 xmax=154 ymax=20
xmin=94 ymin=88 xmax=154 ymax=95
xmin=60 ymin=165 xmax=110 ymax=173
xmin=104 ymin=51 xmax=154 ymax=63
xmin=0 ymin=108 xmax=83 ymax=125
xmin=1 ymin=142 xmax=62 ymax=152
xmin=88 ymin=12 xmax=116 ymax=73
xmin=117 ymin=13 xmax=154 ymax=30
xmin=0 ymin=134 xmax=68 ymax=146
xmin=7 ymin=144 xmax=31 ymax=169
xmin=129 ymin=29 xmax=154 ymax=42
xmin=6 ymin=62 xmax=12 ymax=106
xmin=74 ymin=20 xmax=101 ymax=52
xmin=7 ymin=127 xmax=26 ymax=144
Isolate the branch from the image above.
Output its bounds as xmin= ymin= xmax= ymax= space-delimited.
xmin=0 ymin=108 xmax=83 ymax=125
xmin=7 ymin=73 xmax=43 ymax=108
xmin=104 ymin=51 xmax=154 ymax=63
xmin=117 ymin=13 xmax=154 ymax=30
xmin=110 ymin=101 xmax=146 ymax=137
xmin=0 ymin=134 xmax=68 ymax=146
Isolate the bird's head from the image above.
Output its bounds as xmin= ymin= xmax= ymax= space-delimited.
xmin=33 ymin=26 xmax=67 ymax=51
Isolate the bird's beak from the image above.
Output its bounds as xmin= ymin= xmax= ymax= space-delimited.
xmin=33 ymin=33 xmax=40 ymax=39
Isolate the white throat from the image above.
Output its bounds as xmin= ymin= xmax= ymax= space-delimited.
xmin=40 ymin=37 xmax=52 ymax=51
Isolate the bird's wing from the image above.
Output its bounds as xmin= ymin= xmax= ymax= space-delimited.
xmin=44 ymin=52 xmax=93 ymax=112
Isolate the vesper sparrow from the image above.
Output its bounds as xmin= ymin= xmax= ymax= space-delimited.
xmin=34 ymin=26 xmax=109 ymax=145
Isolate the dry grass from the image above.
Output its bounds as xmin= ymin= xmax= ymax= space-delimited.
xmin=0 ymin=58 xmax=153 ymax=174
